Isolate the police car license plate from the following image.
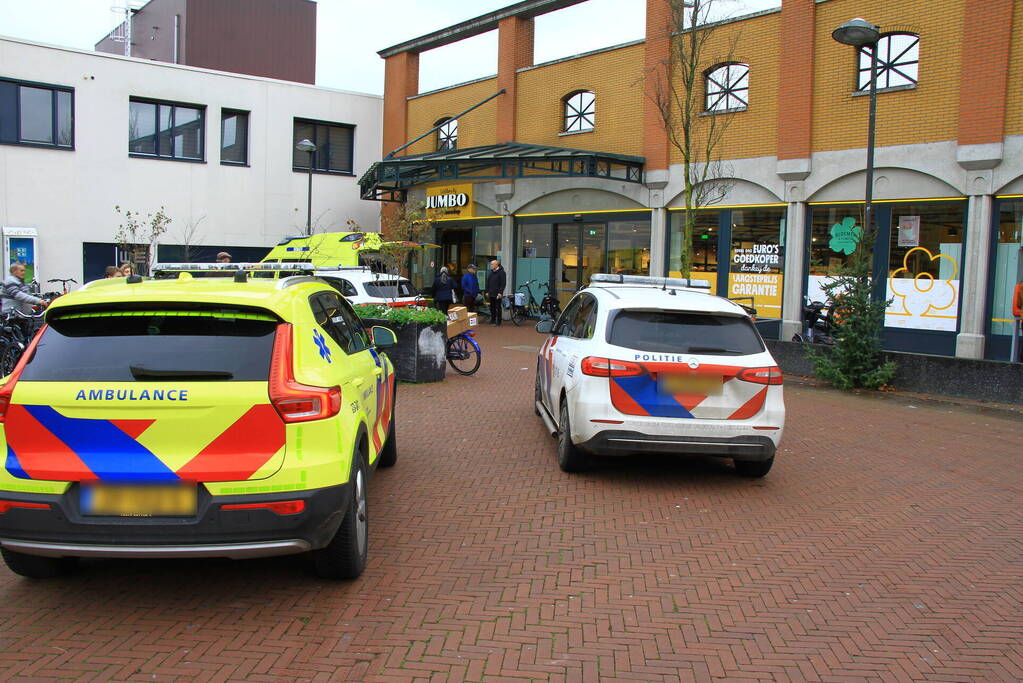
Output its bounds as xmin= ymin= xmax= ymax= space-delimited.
xmin=658 ymin=374 xmax=723 ymax=396
xmin=81 ymin=483 xmax=197 ymax=517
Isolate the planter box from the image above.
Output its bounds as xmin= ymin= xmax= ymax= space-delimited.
xmin=362 ymin=317 xmax=447 ymax=383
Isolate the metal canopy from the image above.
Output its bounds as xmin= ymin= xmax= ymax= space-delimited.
xmin=359 ymin=143 xmax=645 ymax=202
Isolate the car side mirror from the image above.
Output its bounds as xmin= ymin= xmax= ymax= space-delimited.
xmin=535 ymin=319 xmax=554 ymax=334
xmin=371 ymin=326 xmax=397 ymax=348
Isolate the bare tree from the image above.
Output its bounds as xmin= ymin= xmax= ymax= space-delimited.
xmin=651 ymin=0 xmax=740 ymax=278
xmin=176 ymin=214 xmax=206 ymax=262
xmin=114 ymin=205 xmax=171 ymax=275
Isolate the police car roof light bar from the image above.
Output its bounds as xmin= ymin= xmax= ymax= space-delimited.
xmin=589 ymin=273 xmax=712 ymax=290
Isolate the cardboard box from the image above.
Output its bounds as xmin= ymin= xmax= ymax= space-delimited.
xmin=446 ymin=306 xmax=468 ymax=322
xmin=467 ymin=312 xmax=478 ymax=328
xmin=447 ymin=317 xmax=469 ymax=336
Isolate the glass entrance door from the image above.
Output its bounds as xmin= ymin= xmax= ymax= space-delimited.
xmin=554 ymin=223 xmax=606 ymax=307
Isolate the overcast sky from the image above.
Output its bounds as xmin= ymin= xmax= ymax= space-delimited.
xmin=0 ymin=0 xmax=780 ymax=95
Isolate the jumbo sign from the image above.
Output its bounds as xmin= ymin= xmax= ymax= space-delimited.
xmin=425 ymin=184 xmax=474 ymax=220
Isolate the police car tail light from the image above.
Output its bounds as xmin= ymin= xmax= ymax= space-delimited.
xmin=269 ymin=323 xmax=342 ymax=423
xmin=0 ymin=323 xmax=46 ymax=424
xmin=735 ymin=366 xmax=784 ymax=385
xmin=580 ymin=357 xmax=644 ymax=378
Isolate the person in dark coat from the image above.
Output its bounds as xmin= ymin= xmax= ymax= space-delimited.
xmin=485 ymin=259 xmax=507 ymax=326
xmin=461 ymin=263 xmax=480 ymax=310
xmin=432 ymin=266 xmax=456 ymax=313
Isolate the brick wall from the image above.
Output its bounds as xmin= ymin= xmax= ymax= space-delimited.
xmin=812 ymin=0 xmax=963 ymax=153
xmin=515 ymin=43 xmax=645 ymax=157
xmin=405 ymin=77 xmax=500 ymax=155
xmin=1003 ymin=0 xmax=1023 ymax=137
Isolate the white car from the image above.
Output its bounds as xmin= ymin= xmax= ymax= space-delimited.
xmin=534 ymin=274 xmax=785 ymax=477
xmin=316 ymin=267 xmax=422 ymax=307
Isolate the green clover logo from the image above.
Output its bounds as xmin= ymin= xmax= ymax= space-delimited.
xmin=829 ymin=217 xmax=862 ymax=255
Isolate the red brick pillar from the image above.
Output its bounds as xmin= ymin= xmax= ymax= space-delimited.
xmin=382 ymin=51 xmax=420 ymax=156
xmin=643 ymin=0 xmax=672 ymax=172
xmin=957 ymin=0 xmax=1013 ymax=146
xmin=496 ymin=15 xmax=534 ymax=144
xmin=776 ymin=0 xmax=815 ymax=161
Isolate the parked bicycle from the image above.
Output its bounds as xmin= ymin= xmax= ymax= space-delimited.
xmin=47 ymin=277 xmax=77 ymax=295
xmin=510 ymin=280 xmax=562 ymax=326
xmin=0 ymin=307 xmax=46 ymax=376
xmin=446 ymin=329 xmax=481 ymax=375
xmin=538 ymin=281 xmax=561 ymax=320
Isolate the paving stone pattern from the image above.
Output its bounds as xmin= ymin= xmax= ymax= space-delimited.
xmin=1 ymin=324 xmax=1021 ymax=681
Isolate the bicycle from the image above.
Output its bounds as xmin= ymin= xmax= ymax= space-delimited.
xmin=446 ymin=329 xmax=481 ymax=375
xmin=47 ymin=277 xmax=77 ymax=295
xmin=0 ymin=307 xmax=47 ymax=376
xmin=538 ymin=281 xmax=561 ymax=320
xmin=510 ymin=281 xmax=542 ymax=326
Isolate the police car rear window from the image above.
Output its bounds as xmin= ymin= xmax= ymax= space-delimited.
xmin=20 ymin=311 xmax=276 ymax=382
xmin=363 ymin=280 xmax=418 ymax=298
xmin=608 ymin=310 xmax=765 ymax=355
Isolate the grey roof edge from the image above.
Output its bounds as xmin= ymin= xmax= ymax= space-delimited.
xmin=377 ymin=142 xmax=645 ymax=164
xmin=378 ymin=0 xmax=588 ymax=58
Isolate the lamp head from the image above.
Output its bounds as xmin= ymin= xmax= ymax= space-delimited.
xmin=832 ymin=18 xmax=880 ymax=47
xmin=295 ymin=138 xmax=317 ymax=153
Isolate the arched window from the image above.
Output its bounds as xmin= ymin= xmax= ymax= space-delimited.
xmin=563 ymin=90 xmax=595 ymax=132
xmin=858 ymin=33 xmax=919 ymax=91
xmin=435 ymin=117 xmax=457 ymax=151
xmin=705 ymin=63 xmax=749 ymax=112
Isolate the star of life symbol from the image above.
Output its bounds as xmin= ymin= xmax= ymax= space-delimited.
xmin=313 ymin=329 xmax=332 ymax=363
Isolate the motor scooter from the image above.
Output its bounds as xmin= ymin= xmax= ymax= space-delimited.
xmin=791 ymin=298 xmax=835 ymax=344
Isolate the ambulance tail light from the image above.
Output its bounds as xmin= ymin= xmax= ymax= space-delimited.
xmin=580 ymin=356 xmax=645 ymax=378
xmin=0 ymin=324 xmax=46 ymax=424
xmin=269 ymin=323 xmax=342 ymax=423
xmin=735 ymin=366 xmax=784 ymax=385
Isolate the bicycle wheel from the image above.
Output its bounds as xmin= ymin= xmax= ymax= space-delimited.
xmin=446 ymin=336 xmax=481 ymax=375
xmin=0 ymin=341 xmax=22 ymax=377
xmin=510 ymin=306 xmax=527 ymax=326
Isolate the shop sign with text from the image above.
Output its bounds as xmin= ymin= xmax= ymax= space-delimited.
xmin=425 ymin=184 xmax=474 ymax=220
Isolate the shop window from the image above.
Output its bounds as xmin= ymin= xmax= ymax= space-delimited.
xmin=435 ymin=117 xmax=457 ymax=151
xmin=608 ymin=221 xmax=651 ymax=276
xmin=292 ymin=118 xmax=354 ymax=174
xmin=563 ymin=90 xmax=595 ymax=133
xmin=885 ymin=204 xmax=964 ymax=332
xmin=727 ymin=209 xmax=785 ymax=320
xmin=991 ymin=201 xmax=1022 ymax=356
xmin=0 ymin=78 xmax=73 ymax=149
xmin=129 ymin=98 xmax=204 ymax=161
xmin=517 ymin=224 xmax=553 ymax=302
xmin=668 ymin=210 xmax=720 ymax=292
xmin=704 ymin=63 xmax=749 ymax=113
xmin=858 ymin=33 xmax=919 ymax=91
xmin=474 ymin=224 xmax=502 ymax=271
xmin=220 ymin=109 xmax=249 ymax=165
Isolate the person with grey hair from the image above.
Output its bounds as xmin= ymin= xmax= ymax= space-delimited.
xmin=2 ymin=263 xmax=46 ymax=314
xmin=432 ymin=266 xmax=457 ymax=313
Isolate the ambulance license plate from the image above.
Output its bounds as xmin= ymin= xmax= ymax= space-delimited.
xmin=81 ymin=483 xmax=197 ymax=517
xmin=658 ymin=374 xmax=723 ymax=396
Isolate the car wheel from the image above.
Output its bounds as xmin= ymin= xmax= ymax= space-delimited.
xmin=534 ymin=366 xmax=543 ymax=416
xmin=557 ymin=400 xmax=587 ymax=473
xmin=734 ymin=457 xmax=774 ymax=478
xmin=311 ymin=452 xmax=368 ymax=579
xmin=378 ymin=390 xmax=397 ymax=469
xmin=1 ymin=547 xmax=77 ymax=579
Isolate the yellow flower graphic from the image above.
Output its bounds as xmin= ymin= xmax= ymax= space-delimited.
xmin=888 ymin=247 xmax=959 ymax=318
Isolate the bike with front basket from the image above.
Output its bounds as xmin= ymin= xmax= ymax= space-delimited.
xmin=510 ymin=280 xmax=562 ymax=326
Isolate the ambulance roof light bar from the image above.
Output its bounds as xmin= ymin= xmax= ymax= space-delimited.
xmin=589 ymin=273 xmax=712 ymax=290
xmin=151 ymin=262 xmax=317 ymax=273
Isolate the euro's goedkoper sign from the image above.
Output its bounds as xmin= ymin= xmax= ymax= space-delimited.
xmin=425 ymin=184 xmax=474 ymax=220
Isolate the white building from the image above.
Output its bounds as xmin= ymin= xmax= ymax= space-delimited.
xmin=0 ymin=36 xmax=382 ymax=284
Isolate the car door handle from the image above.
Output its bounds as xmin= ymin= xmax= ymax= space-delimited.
xmin=352 ymin=378 xmax=365 ymax=388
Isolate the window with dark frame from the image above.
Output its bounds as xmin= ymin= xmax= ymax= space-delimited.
xmin=220 ymin=109 xmax=248 ymax=165
xmin=292 ymin=118 xmax=354 ymax=174
xmin=705 ymin=63 xmax=749 ymax=112
xmin=563 ymin=90 xmax=595 ymax=133
xmin=0 ymin=77 xmax=74 ymax=149
xmin=435 ymin=117 xmax=457 ymax=151
xmin=857 ymin=33 xmax=920 ymax=91
xmin=129 ymin=98 xmax=204 ymax=160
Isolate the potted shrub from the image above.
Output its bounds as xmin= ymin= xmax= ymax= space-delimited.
xmin=354 ymin=304 xmax=448 ymax=383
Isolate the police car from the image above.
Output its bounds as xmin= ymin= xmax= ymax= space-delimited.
xmin=0 ymin=263 xmax=397 ymax=579
xmin=534 ymin=274 xmax=784 ymax=476
xmin=316 ymin=267 xmax=422 ymax=308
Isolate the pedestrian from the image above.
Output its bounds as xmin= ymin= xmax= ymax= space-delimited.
xmin=2 ymin=263 xmax=47 ymax=314
xmin=1013 ymin=278 xmax=1023 ymax=362
xmin=120 ymin=262 xmax=134 ymax=276
xmin=432 ymin=266 xmax=456 ymax=313
xmin=104 ymin=265 xmax=122 ymax=278
xmin=486 ymin=258 xmax=507 ymax=326
xmin=461 ymin=263 xmax=480 ymax=310
xmin=216 ymin=251 xmax=232 ymax=263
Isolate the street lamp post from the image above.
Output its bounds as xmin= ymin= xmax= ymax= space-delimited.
xmin=295 ymin=139 xmax=317 ymax=235
xmin=832 ymin=18 xmax=881 ymax=242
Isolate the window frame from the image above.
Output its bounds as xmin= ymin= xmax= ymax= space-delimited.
xmin=704 ymin=62 xmax=750 ymax=114
xmin=0 ymin=76 xmax=75 ymax=150
xmin=856 ymin=32 xmax=920 ymax=93
xmin=220 ymin=108 xmax=249 ymax=166
xmin=128 ymin=96 xmax=206 ymax=163
xmin=562 ymin=90 xmax=596 ymax=134
xmin=435 ymin=117 xmax=457 ymax=151
xmin=292 ymin=117 xmax=355 ymax=176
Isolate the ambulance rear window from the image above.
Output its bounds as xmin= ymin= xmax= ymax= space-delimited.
xmin=20 ymin=311 xmax=276 ymax=382
xmin=607 ymin=310 xmax=765 ymax=355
